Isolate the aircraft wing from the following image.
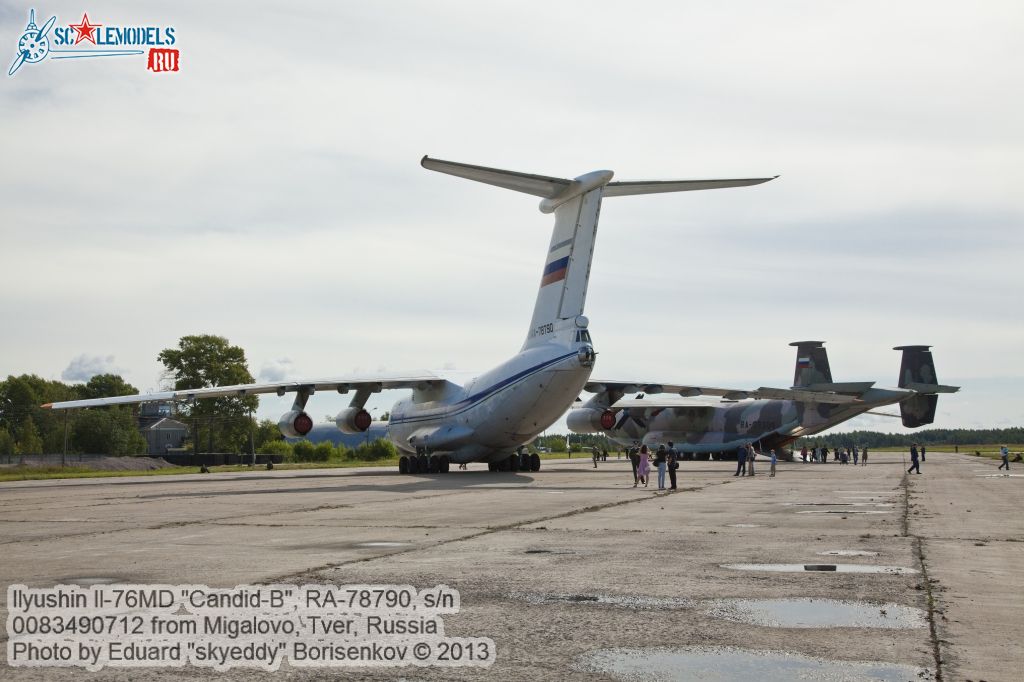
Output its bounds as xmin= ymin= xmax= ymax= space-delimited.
xmin=584 ymin=380 xmax=859 ymax=405
xmin=41 ymin=371 xmax=450 ymax=410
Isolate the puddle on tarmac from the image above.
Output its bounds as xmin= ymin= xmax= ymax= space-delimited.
xmin=58 ymin=577 xmax=120 ymax=585
xmin=976 ymin=474 xmax=1024 ymax=478
xmin=832 ymin=491 xmax=895 ymax=495
xmin=795 ymin=510 xmax=891 ymax=514
xmin=355 ymin=541 xmax=412 ymax=548
xmin=727 ymin=523 xmax=763 ymax=528
xmin=507 ymin=592 xmax=693 ymax=610
xmin=703 ymin=598 xmax=926 ymax=629
xmin=818 ymin=550 xmax=879 ymax=557
xmin=785 ymin=502 xmax=893 ymax=508
xmin=575 ymin=646 xmax=930 ymax=681
xmin=721 ymin=563 xmax=918 ymax=574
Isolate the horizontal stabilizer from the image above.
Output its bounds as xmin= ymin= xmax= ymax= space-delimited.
xmin=421 ymin=156 xmax=569 ymax=198
xmin=751 ymin=387 xmax=859 ymax=405
xmin=801 ymin=381 xmax=875 ymax=394
xmin=602 ymin=177 xmax=776 ymax=196
xmin=905 ymin=382 xmax=960 ymax=394
xmin=422 ymin=157 xmax=778 ymax=210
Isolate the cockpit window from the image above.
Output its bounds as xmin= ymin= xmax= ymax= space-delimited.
xmin=580 ymin=330 xmax=592 ymax=343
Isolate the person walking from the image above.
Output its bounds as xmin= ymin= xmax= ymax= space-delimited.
xmin=629 ymin=446 xmax=640 ymax=486
xmin=908 ymin=443 xmax=921 ymax=474
xmin=852 ymin=445 xmax=859 ymax=466
xmin=747 ymin=444 xmax=756 ymax=476
xmin=734 ymin=444 xmax=747 ymax=477
xmin=769 ymin=449 xmax=777 ymax=477
xmin=655 ymin=445 xmax=668 ymax=490
xmin=861 ymin=446 xmax=868 ymax=466
xmin=592 ymin=447 xmax=599 ymax=468
xmin=921 ymin=444 xmax=926 ymax=462
xmin=998 ymin=445 xmax=1010 ymax=471
xmin=663 ymin=444 xmax=679 ymax=485
xmin=667 ymin=442 xmax=679 ymax=490
xmin=800 ymin=444 xmax=808 ymax=462
xmin=637 ymin=445 xmax=651 ymax=487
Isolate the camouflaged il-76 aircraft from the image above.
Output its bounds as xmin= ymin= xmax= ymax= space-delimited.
xmin=568 ymin=342 xmax=959 ymax=458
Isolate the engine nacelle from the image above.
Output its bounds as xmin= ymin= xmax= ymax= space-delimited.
xmin=278 ymin=410 xmax=313 ymax=438
xmin=566 ymin=407 xmax=617 ymax=433
xmin=335 ymin=407 xmax=373 ymax=434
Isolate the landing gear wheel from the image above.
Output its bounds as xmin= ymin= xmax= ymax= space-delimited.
xmin=399 ymin=456 xmax=409 ymax=474
xmin=428 ymin=455 xmax=439 ymax=474
xmin=530 ymin=452 xmax=541 ymax=471
xmin=408 ymin=456 xmax=420 ymax=474
xmin=417 ymin=454 xmax=429 ymax=473
xmin=439 ymin=455 xmax=450 ymax=473
xmin=519 ymin=452 xmax=530 ymax=471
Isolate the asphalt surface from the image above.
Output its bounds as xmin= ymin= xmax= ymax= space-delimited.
xmin=1 ymin=451 xmax=1020 ymax=680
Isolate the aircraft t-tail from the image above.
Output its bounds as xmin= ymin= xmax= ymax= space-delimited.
xmin=43 ymin=156 xmax=776 ymax=473
xmin=569 ymin=342 xmax=958 ymax=458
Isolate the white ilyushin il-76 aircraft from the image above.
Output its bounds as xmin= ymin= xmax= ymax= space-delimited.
xmin=568 ymin=341 xmax=958 ymax=458
xmin=43 ymin=156 xmax=776 ymax=473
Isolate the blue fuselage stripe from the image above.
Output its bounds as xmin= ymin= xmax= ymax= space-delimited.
xmin=389 ymin=349 xmax=578 ymax=426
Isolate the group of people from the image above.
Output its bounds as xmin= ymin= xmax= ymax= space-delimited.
xmin=798 ymin=444 xmax=869 ymax=465
xmin=628 ymin=443 xmax=680 ymax=490
xmin=733 ymin=443 xmax=779 ymax=477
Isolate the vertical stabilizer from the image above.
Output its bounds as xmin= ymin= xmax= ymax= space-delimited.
xmin=524 ymin=177 xmax=608 ymax=348
xmin=894 ymin=345 xmax=938 ymax=388
xmin=893 ymin=345 xmax=958 ymax=427
xmin=790 ymin=341 xmax=832 ymax=387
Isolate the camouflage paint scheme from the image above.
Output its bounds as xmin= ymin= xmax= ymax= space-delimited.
xmin=568 ymin=342 xmax=958 ymax=456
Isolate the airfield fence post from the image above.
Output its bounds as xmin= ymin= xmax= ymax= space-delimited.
xmin=249 ymin=409 xmax=256 ymax=467
xmin=61 ymin=410 xmax=68 ymax=468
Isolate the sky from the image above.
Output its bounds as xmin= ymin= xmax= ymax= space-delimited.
xmin=1 ymin=1 xmax=1021 ymax=434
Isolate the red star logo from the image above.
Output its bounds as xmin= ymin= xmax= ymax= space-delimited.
xmin=69 ymin=13 xmax=102 ymax=45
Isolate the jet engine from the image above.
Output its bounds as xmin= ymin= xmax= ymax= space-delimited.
xmin=335 ymin=407 xmax=373 ymax=434
xmin=566 ymin=407 xmax=617 ymax=433
xmin=278 ymin=410 xmax=314 ymax=438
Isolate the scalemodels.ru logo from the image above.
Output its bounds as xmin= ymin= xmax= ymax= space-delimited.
xmin=8 ymin=8 xmax=179 ymax=77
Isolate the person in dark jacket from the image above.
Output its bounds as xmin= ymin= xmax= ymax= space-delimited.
xmin=667 ymin=441 xmax=679 ymax=490
xmin=908 ymin=443 xmax=921 ymax=474
xmin=734 ymin=445 xmax=747 ymax=477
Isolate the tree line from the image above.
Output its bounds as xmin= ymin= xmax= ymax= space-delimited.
xmin=798 ymin=427 xmax=1024 ymax=449
xmin=0 ymin=335 xmax=273 ymax=456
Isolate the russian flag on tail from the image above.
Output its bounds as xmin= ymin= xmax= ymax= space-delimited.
xmin=797 ymin=357 xmax=812 ymax=368
xmin=540 ymin=256 xmax=569 ymax=287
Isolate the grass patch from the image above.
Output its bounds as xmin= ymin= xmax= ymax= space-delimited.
xmin=872 ymin=444 xmax=1022 ymax=460
xmin=0 ymin=458 xmax=403 ymax=482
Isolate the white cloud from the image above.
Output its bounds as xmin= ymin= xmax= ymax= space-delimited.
xmin=258 ymin=358 xmax=297 ymax=383
xmin=61 ymin=355 xmax=122 ymax=383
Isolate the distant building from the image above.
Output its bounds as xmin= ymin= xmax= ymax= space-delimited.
xmin=138 ymin=402 xmax=174 ymax=428
xmin=140 ymin=417 xmax=188 ymax=455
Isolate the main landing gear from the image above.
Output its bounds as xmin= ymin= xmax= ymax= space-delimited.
xmin=486 ymin=451 xmax=541 ymax=473
xmin=398 ymin=450 xmax=541 ymax=474
xmin=398 ymin=451 xmax=451 ymax=475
